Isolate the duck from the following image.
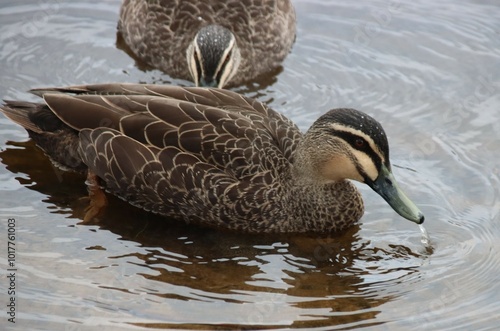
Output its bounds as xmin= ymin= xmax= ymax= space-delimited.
xmin=0 ymin=84 xmax=424 ymax=233
xmin=117 ymin=0 xmax=296 ymax=88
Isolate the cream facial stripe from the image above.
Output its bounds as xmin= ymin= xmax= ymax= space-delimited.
xmin=351 ymin=149 xmax=378 ymax=181
xmin=215 ymin=38 xmax=237 ymax=88
xmin=193 ymin=42 xmax=204 ymax=79
xmin=328 ymin=123 xmax=385 ymax=181
xmin=186 ymin=43 xmax=199 ymax=85
xmin=214 ymin=36 xmax=235 ymax=76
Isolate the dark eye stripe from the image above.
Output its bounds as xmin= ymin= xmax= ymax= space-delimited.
xmin=328 ymin=129 xmax=382 ymax=170
xmin=216 ymin=49 xmax=232 ymax=84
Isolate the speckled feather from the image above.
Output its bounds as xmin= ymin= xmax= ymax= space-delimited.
xmin=1 ymin=84 xmax=365 ymax=233
xmin=118 ymin=0 xmax=296 ymax=86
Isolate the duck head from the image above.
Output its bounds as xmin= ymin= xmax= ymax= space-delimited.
xmin=186 ymin=24 xmax=241 ymax=88
xmin=295 ymin=108 xmax=424 ymax=224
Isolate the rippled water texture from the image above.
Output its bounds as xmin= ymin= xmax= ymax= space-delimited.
xmin=1 ymin=0 xmax=499 ymax=330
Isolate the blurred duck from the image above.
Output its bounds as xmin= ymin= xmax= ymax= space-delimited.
xmin=118 ymin=0 xmax=296 ymax=88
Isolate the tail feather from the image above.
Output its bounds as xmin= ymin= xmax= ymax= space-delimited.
xmin=1 ymin=100 xmax=67 ymax=133
xmin=1 ymin=100 xmax=85 ymax=172
xmin=0 ymin=101 xmax=44 ymax=133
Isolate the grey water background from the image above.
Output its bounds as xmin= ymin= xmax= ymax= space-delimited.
xmin=0 ymin=0 xmax=499 ymax=330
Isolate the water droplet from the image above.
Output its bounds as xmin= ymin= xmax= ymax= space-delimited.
xmin=419 ymin=224 xmax=430 ymax=246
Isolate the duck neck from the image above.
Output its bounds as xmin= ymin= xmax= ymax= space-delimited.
xmin=280 ymin=173 xmax=364 ymax=233
xmin=276 ymin=146 xmax=364 ymax=232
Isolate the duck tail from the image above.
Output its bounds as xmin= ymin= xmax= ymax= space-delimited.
xmin=0 ymin=101 xmax=46 ymax=134
xmin=1 ymin=100 xmax=85 ymax=172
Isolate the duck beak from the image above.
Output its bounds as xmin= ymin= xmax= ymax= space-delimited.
xmin=368 ymin=164 xmax=424 ymax=224
xmin=199 ymin=76 xmax=219 ymax=88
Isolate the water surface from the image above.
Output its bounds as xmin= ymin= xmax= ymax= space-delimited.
xmin=1 ymin=0 xmax=499 ymax=330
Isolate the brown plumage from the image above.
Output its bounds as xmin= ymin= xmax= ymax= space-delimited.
xmin=0 ymin=84 xmax=424 ymax=233
xmin=118 ymin=0 xmax=296 ymax=87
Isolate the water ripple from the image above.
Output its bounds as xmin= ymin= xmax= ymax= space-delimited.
xmin=0 ymin=0 xmax=499 ymax=329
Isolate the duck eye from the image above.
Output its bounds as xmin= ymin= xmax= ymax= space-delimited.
xmin=355 ymin=138 xmax=364 ymax=148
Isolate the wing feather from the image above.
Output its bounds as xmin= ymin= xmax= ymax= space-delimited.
xmin=4 ymin=83 xmax=304 ymax=228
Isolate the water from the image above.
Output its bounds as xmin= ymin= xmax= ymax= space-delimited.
xmin=0 ymin=0 xmax=499 ymax=330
